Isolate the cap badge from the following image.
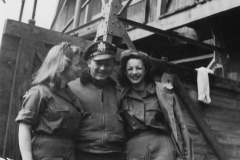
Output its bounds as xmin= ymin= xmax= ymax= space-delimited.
xmin=97 ymin=42 xmax=106 ymax=51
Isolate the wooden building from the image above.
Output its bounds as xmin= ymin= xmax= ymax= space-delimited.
xmin=1 ymin=0 xmax=240 ymax=160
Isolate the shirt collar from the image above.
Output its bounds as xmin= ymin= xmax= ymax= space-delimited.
xmin=125 ymin=82 xmax=155 ymax=100
xmin=47 ymin=83 xmax=72 ymax=103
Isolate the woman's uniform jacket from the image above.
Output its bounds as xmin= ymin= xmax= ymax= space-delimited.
xmin=120 ymin=81 xmax=194 ymax=160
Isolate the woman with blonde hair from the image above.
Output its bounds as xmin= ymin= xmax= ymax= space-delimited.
xmin=16 ymin=42 xmax=84 ymax=160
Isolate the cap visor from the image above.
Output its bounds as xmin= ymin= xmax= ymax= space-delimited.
xmin=92 ymin=54 xmax=115 ymax=61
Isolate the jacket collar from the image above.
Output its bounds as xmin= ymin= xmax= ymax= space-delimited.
xmin=124 ymin=82 xmax=156 ymax=100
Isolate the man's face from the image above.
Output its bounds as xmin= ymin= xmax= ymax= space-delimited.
xmin=88 ymin=58 xmax=115 ymax=81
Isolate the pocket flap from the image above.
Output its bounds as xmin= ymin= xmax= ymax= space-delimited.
xmin=49 ymin=100 xmax=69 ymax=112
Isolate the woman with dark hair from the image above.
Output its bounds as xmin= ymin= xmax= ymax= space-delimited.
xmin=16 ymin=42 xmax=84 ymax=160
xmin=118 ymin=49 xmax=193 ymax=160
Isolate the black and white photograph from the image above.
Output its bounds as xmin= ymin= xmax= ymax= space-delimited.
xmin=0 ymin=0 xmax=240 ymax=160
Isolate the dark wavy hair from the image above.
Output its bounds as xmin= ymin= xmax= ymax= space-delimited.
xmin=117 ymin=49 xmax=155 ymax=87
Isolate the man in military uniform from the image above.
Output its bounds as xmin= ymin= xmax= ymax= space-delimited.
xmin=68 ymin=41 xmax=125 ymax=160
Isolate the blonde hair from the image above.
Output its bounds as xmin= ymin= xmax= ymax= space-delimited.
xmin=32 ymin=42 xmax=82 ymax=86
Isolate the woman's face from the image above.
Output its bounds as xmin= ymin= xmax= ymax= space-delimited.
xmin=126 ymin=58 xmax=146 ymax=85
xmin=63 ymin=54 xmax=81 ymax=83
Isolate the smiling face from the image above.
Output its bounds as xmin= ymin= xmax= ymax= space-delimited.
xmin=126 ymin=58 xmax=146 ymax=85
xmin=62 ymin=54 xmax=81 ymax=83
xmin=88 ymin=58 xmax=115 ymax=81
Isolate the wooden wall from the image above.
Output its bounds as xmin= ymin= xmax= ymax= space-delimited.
xmin=54 ymin=0 xmax=76 ymax=32
xmin=165 ymin=0 xmax=195 ymax=14
xmin=0 ymin=34 xmax=20 ymax=157
xmin=182 ymin=82 xmax=240 ymax=160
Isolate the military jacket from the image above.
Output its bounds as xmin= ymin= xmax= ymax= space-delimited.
xmin=119 ymin=82 xmax=194 ymax=160
xmin=68 ymin=71 xmax=125 ymax=154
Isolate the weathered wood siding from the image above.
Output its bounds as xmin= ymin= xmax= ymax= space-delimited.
xmin=148 ymin=0 xmax=158 ymax=22
xmin=127 ymin=1 xmax=146 ymax=23
xmin=86 ymin=0 xmax=102 ymax=22
xmin=54 ymin=0 xmax=76 ymax=32
xmin=183 ymin=82 xmax=240 ymax=160
xmin=0 ymin=34 xmax=20 ymax=157
xmin=166 ymin=0 xmax=195 ymax=14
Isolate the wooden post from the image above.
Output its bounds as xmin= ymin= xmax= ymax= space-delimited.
xmin=73 ymin=0 xmax=83 ymax=29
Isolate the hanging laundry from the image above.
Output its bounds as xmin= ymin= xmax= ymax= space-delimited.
xmin=195 ymin=67 xmax=214 ymax=104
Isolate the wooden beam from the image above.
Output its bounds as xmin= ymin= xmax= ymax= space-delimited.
xmin=84 ymin=4 xmax=89 ymax=24
xmin=172 ymin=74 xmax=229 ymax=160
xmin=171 ymin=54 xmax=214 ymax=64
xmin=73 ymin=0 xmax=83 ymax=29
xmin=117 ymin=0 xmax=133 ymax=16
xmin=144 ymin=0 xmax=149 ymax=24
xmin=61 ymin=16 xmax=74 ymax=33
xmin=101 ymin=0 xmax=105 ymax=6
xmin=127 ymin=0 xmax=240 ymax=41
xmin=122 ymin=0 xmax=143 ymax=6
xmin=50 ymin=0 xmax=68 ymax=30
xmin=156 ymin=0 xmax=162 ymax=20
xmin=81 ymin=0 xmax=90 ymax=9
xmin=114 ymin=21 xmax=137 ymax=50
xmin=3 ymin=38 xmax=36 ymax=159
xmin=66 ymin=16 xmax=103 ymax=35
xmin=3 ymin=19 xmax=92 ymax=50
xmin=118 ymin=17 xmax=224 ymax=52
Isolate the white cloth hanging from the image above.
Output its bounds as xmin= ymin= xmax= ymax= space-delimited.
xmin=195 ymin=67 xmax=214 ymax=104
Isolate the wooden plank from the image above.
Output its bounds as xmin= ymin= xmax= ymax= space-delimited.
xmin=185 ymin=87 xmax=240 ymax=111
xmin=3 ymin=19 xmax=91 ymax=49
xmin=182 ymin=85 xmax=240 ymax=111
xmin=0 ymin=114 xmax=8 ymax=155
xmin=87 ymin=0 xmax=102 ymax=22
xmin=61 ymin=16 xmax=74 ymax=33
xmin=0 ymin=50 xmax=17 ymax=71
xmin=0 ymin=73 xmax=12 ymax=98
xmin=183 ymin=82 xmax=239 ymax=99
xmin=194 ymin=154 xmax=238 ymax=160
xmin=172 ymin=75 xmax=229 ymax=160
xmin=189 ymin=126 xmax=240 ymax=147
xmin=127 ymin=0 xmax=146 ymax=23
xmin=0 ymin=98 xmax=9 ymax=115
xmin=51 ymin=0 xmax=68 ymax=31
xmin=127 ymin=0 xmax=240 ymax=41
xmin=118 ymin=17 xmax=224 ymax=52
xmin=122 ymin=0 xmax=143 ymax=6
xmin=184 ymin=112 xmax=240 ymax=135
xmin=162 ymin=0 xmax=195 ymax=17
xmin=73 ymin=0 xmax=83 ymax=29
xmin=194 ymin=143 xmax=240 ymax=158
xmin=148 ymin=0 xmax=158 ymax=22
xmin=3 ymin=38 xmax=36 ymax=159
xmin=50 ymin=0 xmax=67 ymax=30
xmin=170 ymin=54 xmax=213 ymax=64
xmin=66 ymin=14 xmax=103 ymax=36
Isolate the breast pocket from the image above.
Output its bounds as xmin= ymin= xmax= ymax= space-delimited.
xmin=46 ymin=99 xmax=70 ymax=122
xmin=120 ymin=99 xmax=134 ymax=114
xmin=48 ymin=100 xmax=69 ymax=112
